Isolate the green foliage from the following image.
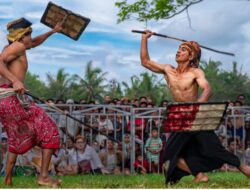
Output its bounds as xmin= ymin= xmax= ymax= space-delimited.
xmin=105 ymin=79 xmax=123 ymax=100
xmin=73 ymin=61 xmax=108 ymax=103
xmin=24 ymin=72 xmax=47 ymax=98
xmin=24 ymin=59 xmax=250 ymax=105
xmin=122 ymin=72 xmax=172 ymax=104
xmin=200 ymin=60 xmax=250 ymax=103
xmin=115 ymin=0 xmax=202 ymax=23
xmin=0 ymin=172 xmax=250 ymax=188
xmin=45 ymin=68 xmax=74 ymax=100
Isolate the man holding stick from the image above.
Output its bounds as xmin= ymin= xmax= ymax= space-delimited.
xmin=140 ymin=30 xmax=250 ymax=183
xmin=0 ymin=18 xmax=62 ymax=187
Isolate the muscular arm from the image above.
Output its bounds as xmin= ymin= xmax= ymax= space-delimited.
xmin=0 ymin=43 xmax=25 ymax=92
xmin=31 ymin=23 xmax=62 ymax=48
xmin=195 ymin=69 xmax=213 ymax=102
xmin=140 ymin=31 xmax=167 ymax=74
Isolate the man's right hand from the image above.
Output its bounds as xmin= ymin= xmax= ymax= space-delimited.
xmin=142 ymin=30 xmax=154 ymax=39
xmin=13 ymin=80 xmax=26 ymax=94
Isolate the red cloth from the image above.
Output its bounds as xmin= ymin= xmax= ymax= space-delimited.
xmin=0 ymin=85 xmax=60 ymax=154
xmin=127 ymin=118 xmax=146 ymax=140
xmin=134 ymin=158 xmax=149 ymax=172
xmin=162 ymin=104 xmax=199 ymax=132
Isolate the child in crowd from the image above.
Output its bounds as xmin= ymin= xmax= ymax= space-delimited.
xmin=145 ymin=127 xmax=163 ymax=173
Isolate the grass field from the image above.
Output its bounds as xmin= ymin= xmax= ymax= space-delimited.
xmin=0 ymin=172 xmax=250 ymax=188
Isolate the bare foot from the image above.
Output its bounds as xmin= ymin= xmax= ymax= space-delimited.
xmin=239 ymin=164 xmax=250 ymax=178
xmin=4 ymin=176 xmax=12 ymax=186
xmin=193 ymin=172 xmax=209 ymax=183
xmin=37 ymin=176 xmax=61 ymax=188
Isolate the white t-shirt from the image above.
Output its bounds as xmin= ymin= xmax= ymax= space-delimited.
xmin=69 ymin=145 xmax=103 ymax=170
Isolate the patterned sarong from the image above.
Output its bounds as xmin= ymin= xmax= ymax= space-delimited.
xmin=0 ymin=84 xmax=60 ymax=154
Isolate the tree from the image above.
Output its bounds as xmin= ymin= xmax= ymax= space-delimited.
xmin=74 ymin=61 xmax=108 ymax=103
xmin=200 ymin=60 xmax=250 ymax=103
xmin=46 ymin=68 xmax=73 ymax=100
xmin=105 ymin=79 xmax=123 ymax=99
xmin=24 ymin=71 xmax=47 ymax=98
xmin=122 ymin=75 xmax=141 ymax=98
xmin=115 ymin=0 xmax=203 ymax=23
xmin=122 ymin=72 xmax=172 ymax=104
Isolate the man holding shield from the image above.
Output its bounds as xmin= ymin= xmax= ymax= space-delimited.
xmin=140 ymin=30 xmax=250 ymax=183
xmin=0 ymin=18 xmax=62 ymax=187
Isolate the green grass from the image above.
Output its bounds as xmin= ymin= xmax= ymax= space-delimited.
xmin=0 ymin=172 xmax=250 ymax=188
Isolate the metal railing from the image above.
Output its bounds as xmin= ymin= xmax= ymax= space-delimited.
xmin=1 ymin=104 xmax=250 ymax=173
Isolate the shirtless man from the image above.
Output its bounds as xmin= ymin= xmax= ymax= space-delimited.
xmin=0 ymin=18 xmax=62 ymax=187
xmin=140 ymin=30 xmax=250 ymax=183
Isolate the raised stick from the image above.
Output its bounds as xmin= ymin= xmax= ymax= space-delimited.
xmin=132 ymin=30 xmax=235 ymax=56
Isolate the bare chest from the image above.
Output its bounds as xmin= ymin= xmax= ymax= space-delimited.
xmin=8 ymin=54 xmax=28 ymax=69
xmin=7 ymin=54 xmax=28 ymax=81
xmin=165 ymin=72 xmax=196 ymax=91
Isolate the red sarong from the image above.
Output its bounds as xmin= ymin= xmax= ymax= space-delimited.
xmin=0 ymin=85 xmax=60 ymax=154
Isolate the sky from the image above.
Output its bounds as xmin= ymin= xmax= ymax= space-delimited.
xmin=0 ymin=0 xmax=250 ymax=85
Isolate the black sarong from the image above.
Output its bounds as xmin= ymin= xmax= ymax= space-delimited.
xmin=163 ymin=131 xmax=240 ymax=184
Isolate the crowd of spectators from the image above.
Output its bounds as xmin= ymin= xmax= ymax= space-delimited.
xmin=0 ymin=94 xmax=250 ymax=177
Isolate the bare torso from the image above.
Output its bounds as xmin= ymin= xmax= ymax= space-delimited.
xmin=164 ymin=65 xmax=198 ymax=102
xmin=0 ymin=43 xmax=27 ymax=86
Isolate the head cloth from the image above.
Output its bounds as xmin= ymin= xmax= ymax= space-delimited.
xmin=7 ymin=18 xmax=32 ymax=42
xmin=181 ymin=41 xmax=201 ymax=68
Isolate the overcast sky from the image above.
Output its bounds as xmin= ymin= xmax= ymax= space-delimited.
xmin=0 ymin=0 xmax=250 ymax=84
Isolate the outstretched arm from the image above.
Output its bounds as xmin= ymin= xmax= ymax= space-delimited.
xmin=31 ymin=23 xmax=63 ymax=48
xmin=140 ymin=30 xmax=167 ymax=74
xmin=195 ymin=69 xmax=213 ymax=102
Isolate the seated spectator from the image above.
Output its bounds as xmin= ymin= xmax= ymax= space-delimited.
xmin=99 ymin=140 xmax=122 ymax=174
xmin=121 ymin=133 xmax=132 ymax=175
xmin=144 ymin=127 xmax=163 ymax=173
xmin=65 ymin=136 xmax=75 ymax=154
xmin=52 ymin=141 xmax=71 ymax=176
xmin=29 ymin=146 xmax=55 ymax=175
xmin=0 ymin=137 xmax=8 ymax=176
xmin=68 ymin=135 xmax=108 ymax=175
xmin=215 ymin=118 xmax=227 ymax=138
xmin=133 ymin=151 xmax=149 ymax=174
xmin=15 ymin=151 xmax=36 ymax=176
xmin=221 ymin=138 xmax=245 ymax=172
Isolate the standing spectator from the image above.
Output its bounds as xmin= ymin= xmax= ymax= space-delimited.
xmin=145 ymin=128 xmax=163 ymax=173
xmin=95 ymin=114 xmax=114 ymax=145
xmin=127 ymin=105 xmax=146 ymax=142
xmin=139 ymin=96 xmax=147 ymax=104
xmin=57 ymin=100 xmax=82 ymax=139
xmin=103 ymin=96 xmax=111 ymax=104
xmin=237 ymin=94 xmax=246 ymax=106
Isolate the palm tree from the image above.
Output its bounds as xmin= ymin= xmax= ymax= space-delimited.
xmin=122 ymin=75 xmax=141 ymax=99
xmin=46 ymin=68 xmax=73 ymax=100
xmin=74 ymin=61 xmax=108 ymax=103
xmin=24 ymin=71 xmax=47 ymax=98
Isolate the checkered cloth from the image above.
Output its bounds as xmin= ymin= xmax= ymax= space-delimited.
xmin=162 ymin=102 xmax=228 ymax=132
